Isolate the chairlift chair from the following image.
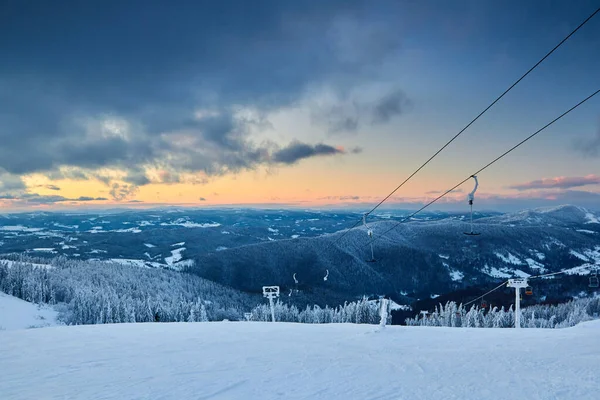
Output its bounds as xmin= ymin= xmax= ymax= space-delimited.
xmin=590 ymin=270 xmax=599 ymax=288
xmin=525 ymin=286 xmax=533 ymax=295
xmin=363 ymin=213 xmax=377 ymax=262
xmin=464 ymin=175 xmax=481 ymax=236
xmin=480 ymin=300 xmax=487 ymax=308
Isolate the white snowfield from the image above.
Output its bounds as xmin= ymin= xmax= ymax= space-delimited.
xmin=1 ymin=320 xmax=599 ymax=400
xmin=0 ymin=292 xmax=58 ymax=331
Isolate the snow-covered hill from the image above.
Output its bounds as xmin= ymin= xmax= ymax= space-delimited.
xmin=1 ymin=321 xmax=599 ymax=399
xmin=191 ymin=205 xmax=600 ymax=305
xmin=0 ymin=292 xmax=58 ymax=331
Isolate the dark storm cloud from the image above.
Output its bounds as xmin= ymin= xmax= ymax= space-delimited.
xmin=124 ymin=171 xmax=151 ymax=186
xmin=312 ymin=89 xmax=410 ymax=134
xmin=0 ymin=174 xmax=26 ymax=192
xmin=574 ymin=127 xmax=600 ymax=158
xmin=0 ymin=193 xmax=106 ymax=204
xmin=0 ymin=0 xmax=402 ymax=178
xmin=272 ymin=142 xmax=345 ymax=164
xmin=76 ymin=196 xmax=108 ymax=201
xmin=371 ymin=89 xmax=411 ymax=124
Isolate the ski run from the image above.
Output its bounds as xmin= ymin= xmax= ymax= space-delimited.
xmin=1 ymin=318 xmax=599 ymax=400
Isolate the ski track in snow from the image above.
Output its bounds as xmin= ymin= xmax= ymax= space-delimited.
xmin=0 ymin=321 xmax=599 ymax=399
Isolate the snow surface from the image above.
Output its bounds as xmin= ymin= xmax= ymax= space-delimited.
xmin=108 ymin=259 xmax=149 ymax=268
xmin=112 ymin=227 xmax=142 ymax=233
xmin=143 ymin=243 xmax=156 ymax=248
xmin=570 ymin=250 xmax=590 ymax=261
xmin=32 ymin=248 xmax=58 ymax=254
xmin=525 ymin=258 xmax=547 ymax=272
xmin=577 ymin=229 xmax=597 ymax=234
xmin=0 ymin=225 xmax=43 ymax=232
xmin=584 ymin=212 xmax=599 ymax=224
xmin=161 ymin=220 xmax=221 ymax=228
xmin=532 ymin=250 xmax=546 ymax=260
xmin=494 ymin=251 xmax=522 ymax=265
xmin=1 ymin=321 xmax=599 ymax=399
xmin=0 ymin=292 xmax=58 ymax=331
xmin=0 ymin=259 xmax=54 ymax=270
xmin=165 ymin=247 xmax=185 ymax=265
xmin=449 ymin=270 xmax=464 ymax=281
xmin=482 ymin=265 xmax=530 ymax=279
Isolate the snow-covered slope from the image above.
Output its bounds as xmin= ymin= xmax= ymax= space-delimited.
xmin=0 ymin=292 xmax=59 ymax=331
xmin=191 ymin=205 xmax=600 ymax=304
xmin=1 ymin=321 xmax=599 ymax=399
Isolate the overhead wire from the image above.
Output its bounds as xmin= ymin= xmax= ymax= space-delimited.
xmin=365 ymin=88 xmax=600 ymax=248
xmin=461 ymin=264 xmax=597 ymax=309
xmin=323 ymin=6 xmax=600 ymax=253
xmin=462 ymin=281 xmax=508 ymax=307
xmin=529 ymin=264 xmax=595 ymax=280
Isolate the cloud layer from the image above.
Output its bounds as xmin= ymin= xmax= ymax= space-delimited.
xmin=0 ymin=1 xmax=405 ymax=200
xmin=272 ymin=142 xmax=349 ymax=164
xmin=574 ymin=125 xmax=600 ymax=158
xmin=509 ymin=175 xmax=600 ymax=191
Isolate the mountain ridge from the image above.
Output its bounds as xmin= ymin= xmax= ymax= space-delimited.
xmin=190 ymin=205 xmax=600 ymax=305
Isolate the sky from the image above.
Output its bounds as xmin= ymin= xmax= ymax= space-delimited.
xmin=0 ymin=0 xmax=599 ymax=212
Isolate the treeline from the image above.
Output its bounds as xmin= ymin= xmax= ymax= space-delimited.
xmin=405 ymin=298 xmax=600 ymax=328
xmin=0 ymin=256 xmax=257 ymax=324
xmin=2 ymin=256 xmax=599 ymax=329
xmin=0 ymin=256 xmax=385 ymax=326
xmin=249 ymin=297 xmax=383 ymax=324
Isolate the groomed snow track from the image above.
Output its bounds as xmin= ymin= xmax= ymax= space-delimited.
xmin=1 ymin=321 xmax=599 ymax=399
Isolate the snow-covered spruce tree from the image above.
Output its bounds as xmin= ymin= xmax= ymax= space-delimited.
xmin=405 ymin=299 xmax=600 ymax=328
xmin=0 ymin=257 xmax=256 ymax=325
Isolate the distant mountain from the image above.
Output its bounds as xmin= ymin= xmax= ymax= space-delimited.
xmin=1 ymin=205 xmax=598 ymax=308
xmin=190 ymin=205 xmax=600 ymax=305
xmin=0 ymin=208 xmax=496 ymax=267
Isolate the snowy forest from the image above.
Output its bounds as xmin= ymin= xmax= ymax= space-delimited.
xmin=405 ymin=298 xmax=600 ymax=328
xmin=1 ymin=256 xmax=599 ymax=328
xmin=0 ymin=256 xmax=256 ymax=324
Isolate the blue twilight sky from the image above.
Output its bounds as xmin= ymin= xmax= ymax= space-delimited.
xmin=0 ymin=0 xmax=598 ymax=211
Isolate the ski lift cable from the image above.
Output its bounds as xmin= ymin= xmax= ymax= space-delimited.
xmin=528 ymin=264 xmax=596 ymax=280
xmin=323 ymin=6 xmax=600 ymax=248
xmin=364 ymin=88 xmax=600 ymax=249
xmin=463 ymin=281 xmax=508 ymax=307
xmin=461 ymin=265 xmax=597 ymax=306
